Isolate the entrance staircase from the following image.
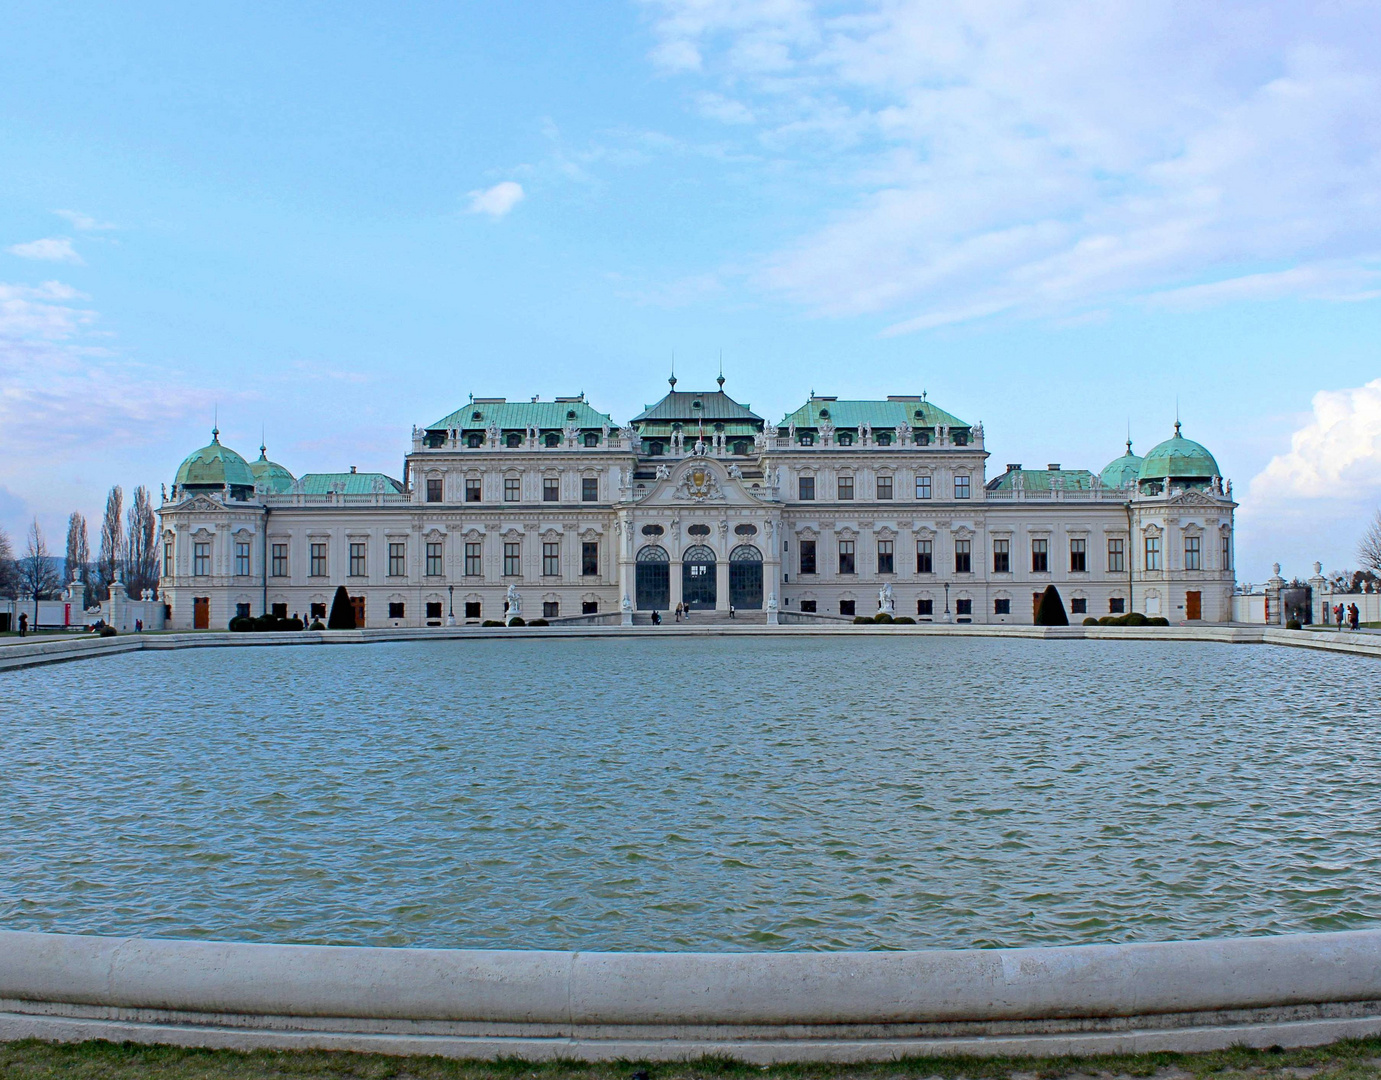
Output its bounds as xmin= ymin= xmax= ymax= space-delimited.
xmin=628 ymin=610 xmax=769 ymax=627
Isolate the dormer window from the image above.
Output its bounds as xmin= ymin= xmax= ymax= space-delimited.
xmin=545 ymin=432 xmax=560 ymax=447
xmin=876 ymin=432 xmax=892 ymax=446
xmin=467 ymin=433 xmax=483 ymax=448
xmin=819 ymin=408 xmax=830 ymax=420
xmin=837 ymin=432 xmax=853 ymax=446
xmin=506 ymin=433 xmax=522 ymax=448
xmin=649 ymin=441 xmax=664 ymax=456
xmin=584 ymin=432 xmax=598 ymax=447
xmin=472 ymin=410 xmax=483 ymax=421
xmin=953 ymin=430 xmax=969 ymax=446
xmin=800 ymin=433 xmax=814 ymax=446
xmin=692 ymin=400 xmax=702 ymax=409
xmin=567 ymin=409 xmax=577 ymax=419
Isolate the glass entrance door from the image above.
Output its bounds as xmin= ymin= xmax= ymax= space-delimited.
xmin=729 ymin=544 xmax=763 ymax=609
xmin=681 ymin=544 xmax=717 ymax=609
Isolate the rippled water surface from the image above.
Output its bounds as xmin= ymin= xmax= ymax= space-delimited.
xmin=3 ymin=637 xmax=1380 ymax=950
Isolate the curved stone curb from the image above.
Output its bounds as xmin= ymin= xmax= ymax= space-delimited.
xmin=3 ymin=930 xmax=1381 ymax=1061
xmin=2 ymin=624 xmax=1379 ymax=673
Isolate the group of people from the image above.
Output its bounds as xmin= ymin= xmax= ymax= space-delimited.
xmin=1330 ymin=602 xmax=1363 ymax=631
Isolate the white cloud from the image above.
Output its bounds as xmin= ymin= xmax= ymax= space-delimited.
xmin=54 ymin=209 xmax=116 ymax=231
xmin=1250 ymin=380 xmax=1381 ymax=502
xmin=642 ymin=1 xmax=1381 ymax=329
xmin=466 ymin=181 xmax=525 ymax=217
xmin=7 ymin=237 xmax=84 ymax=264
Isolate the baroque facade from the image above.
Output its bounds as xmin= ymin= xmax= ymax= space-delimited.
xmin=157 ymin=378 xmax=1237 ymax=628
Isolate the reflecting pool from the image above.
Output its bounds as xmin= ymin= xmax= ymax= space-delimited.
xmin=2 ymin=637 xmax=1378 ymax=951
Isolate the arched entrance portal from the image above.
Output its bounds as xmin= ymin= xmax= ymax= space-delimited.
xmin=635 ymin=545 xmax=670 ymax=611
xmin=729 ymin=545 xmax=763 ymax=610
xmin=681 ymin=544 xmax=717 ymax=610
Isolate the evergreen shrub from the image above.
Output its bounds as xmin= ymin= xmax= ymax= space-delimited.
xmin=873 ymin=612 xmax=894 ymax=623
xmin=1083 ymin=617 xmax=1099 ymax=626
xmin=1147 ymin=616 xmax=1170 ymax=626
xmin=1125 ymin=611 xmax=1149 ymax=626
xmin=1286 ymin=618 xmax=1302 ymax=630
xmin=893 ymin=616 xmax=915 ymax=624
xmin=326 ymin=586 xmax=355 ymax=630
xmin=1034 ymin=584 xmax=1069 ymax=626
xmin=852 ymin=616 xmax=871 ymax=624
xmin=99 ymin=625 xmax=118 ymax=637
xmin=309 ymin=620 xmax=325 ymax=630
xmin=482 ymin=619 xmax=504 ymax=627
xmin=528 ymin=618 xmax=549 ymax=626
xmin=508 ymin=616 xmax=526 ymax=626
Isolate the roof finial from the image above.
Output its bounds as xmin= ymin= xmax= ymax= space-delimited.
xmin=1175 ymin=397 xmax=1181 ymax=436
xmin=212 ymin=405 xmax=219 ymax=443
xmin=1127 ymin=419 xmax=1133 ymax=455
xmin=717 ymin=351 xmax=724 ymax=389
xmin=669 ymin=351 xmax=677 ymax=390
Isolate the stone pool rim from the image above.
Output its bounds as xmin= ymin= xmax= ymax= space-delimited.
xmin=2 ymin=928 xmax=1381 ymax=1061
xmin=2 ymin=622 xmax=1379 ymax=674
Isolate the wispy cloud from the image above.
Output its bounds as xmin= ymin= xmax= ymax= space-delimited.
xmin=642 ymin=1 xmax=1381 ymax=331
xmin=7 ymin=237 xmax=84 ymax=264
xmin=54 ymin=209 xmax=116 ymax=231
xmin=467 ymin=181 xmax=525 ymax=217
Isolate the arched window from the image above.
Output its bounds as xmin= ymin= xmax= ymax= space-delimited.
xmin=584 ymin=432 xmax=598 ymax=447
xmin=730 ymin=544 xmax=762 ymax=562
xmin=682 ymin=544 xmax=716 ymax=562
xmin=545 ymin=432 xmax=560 ymax=448
xmin=467 ymin=433 xmax=483 ymax=448
xmin=506 ymin=433 xmax=522 ymax=448
xmin=637 ymin=545 xmax=670 ymax=562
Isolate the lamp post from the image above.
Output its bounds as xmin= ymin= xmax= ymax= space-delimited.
xmin=446 ymin=583 xmax=456 ymax=627
xmin=943 ymin=581 xmax=953 ymax=623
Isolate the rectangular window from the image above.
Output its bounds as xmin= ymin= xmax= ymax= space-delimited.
xmin=503 ymin=541 xmax=521 ymax=576
xmin=164 ymin=542 xmax=174 ymax=577
xmin=877 ymin=539 xmax=894 ymax=574
xmin=193 ymin=541 xmax=210 ymax=577
xmin=271 ymin=543 xmax=287 ymax=577
xmin=992 ymin=538 xmax=1010 ymax=573
xmin=1145 ymin=535 xmax=1162 ymax=571
xmin=839 ymin=599 xmax=856 ymax=616
xmin=956 ymin=598 xmax=972 ymax=615
xmin=837 ymin=475 xmax=854 ymax=500
xmin=388 ymin=542 xmax=406 ymax=577
xmin=464 ymin=601 xmax=481 ymax=619
xmin=426 ymin=478 xmax=443 ymax=503
xmin=955 ymin=539 xmax=972 ymax=574
xmin=582 ymin=541 xmax=598 ymax=577
xmin=234 ymin=541 xmax=250 ymax=577
xmin=543 ymin=601 xmax=559 ymax=618
xmin=582 ymin=600 xmax=598 ymax=614
xmin=581 ymin=477 xmax=598 ymax=502
xmin=798 ymin=475 xmax=815 ymax=500
xmin=310 ymin=602 xmax=326 ymax=620
xmin=1185 ymin=535 xmax=1202 ymax=570
xmin=1071 ymin=598 xmax=1087 ymax=614
xmin=838 ymin=540 xmax=856 ymax=575
xmin=917 ymin=539 xmax=933 ymax=574
xmin=504 ymin=476 xmax=520 ymax=502
xmin=954 ymin=475 xmax=971 ymax=499
xmin=271 ymin=603 xmax=287 ymax=618
xmin=995 ymin=598 xmax=1011 ymax=614
xmin=918 ymin=598 xmax=934 ymax=616
xmin=426 ymin=542 xmax=443 ymax=577
xmin=1108 ymin=538 xmax=1125 ymax=573
xmin=236 ymin=602 xmax=251 ymax=619
xmin=543 ymin=541 xmax=560 ymax=577
xmin=310 ymin=542 xmax=327 ymax=577
xmin=349 ymin=542 xmax=367 ymax=577
xmin=1070 ymin=538 xmax=1087 ymax=573
xmin=426 ymin=601 xmax=442 ymax=620
xmin=915 ymin=475 xmax=932 ymax=499
xmin=799 ymin=599 xmax=817 ymax=613
xmin=543 ymin=477 xmax=559 ymax=502
xmin=1222 ymin=534 xmax=1231 ymax=571
xmin=876 ymin=475 xmax=893 ymax=500
xmin=465 ymin=542 xmax=482 ymax=577
xmin=799 ymin=539 xmax=817 ymax=574
xmin=465 ymin=478 xmax=482 ymax=502
xmin=388 ymin=602 xmax=405 ymax=619
xmin=1109 ymin=596 xmax=1126 ymax=614
xmin=1031 ymin=538 xmax=1049 ymax=573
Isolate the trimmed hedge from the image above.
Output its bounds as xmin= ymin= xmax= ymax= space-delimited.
xmin=99 ymin=625 xmax=118 ymax=637
xmin=481 ymin=620 xmax=505 ymax=627
xmin=507 ymin=616 xmax=526 ymax=626
xmin=528 ymin=618 xmax=549 ymax=626
xmin=893 ymin=616 xmax=916 ymax=624
xmin=230 ymin=614 xmax=305 ymax=633
xmin=873 ymin=612 xmax=894 ymax=623
xmin=1083 ymin=616 xmax=1099 ymax=626
xmin=1034 ymin=584 xmax=1069 ymax=626
xmin=327 ymin=586 xmax=355 ymax=630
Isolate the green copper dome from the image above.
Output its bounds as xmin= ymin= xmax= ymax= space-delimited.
xmin=175 ymin=429 xmax=256 ymax=490
xmin=1137 ymin=422 xmax=1220 ymax=482
xmin=1099 ymin=440 xmax=1144 ymax=488
xmin=249 ymin=444 xmax=295 ymax=493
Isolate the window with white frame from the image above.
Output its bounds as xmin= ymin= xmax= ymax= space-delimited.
xmin=1145 ymin=535 xmax=1162 ymax=571
xmin=503 ymin=541 xmax=521 ymax=576
xmin=1108 ymin=537 xmax=1125 ymax=573
xmin=992 ymin=538 xmax=1010 ymax=573
xmin=954 ymin=475 xmax=971 ymax=499
xmin=1185 ymin=535 xmax=1201 ymax=570
xmin=234 ymin=542 xmax=251 ymax=576
xmin=271 ymin=543 xmax=287 ymax=577
xmin=504 ymin=476 xmax=520 ymax=502
xmin=917 ymin=538 xmax=933 ymax=574
xmin=426 ymin=541 xmax=443 ymax=576
xmin=876 ymin=474 xmax=893 ymax=500
xmin=194 ymin=541 xmax=210 ymax=577
xmin=310 ymin=542 xmax=327 ymax=577
xmin=388 ymin=542 xmax=406 ymax=577
xmin=465 ymin=541 xmax=482 ymax=576
xmin=349 ymin=542 xmax=367 ymax=577
xmin=542 ymin=541 xmax=560 ymax=576
xmin=916 ymin=475 xmax=932 ymax=499
xmin=1069 ymin=537 xmax=1087 ymax=572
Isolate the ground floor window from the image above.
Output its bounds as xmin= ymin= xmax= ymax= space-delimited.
xmin=1071 ymin=597 xmax=1087 ymax=614
xmin=918 ymin=598 xmax=933 ymax=616
xmin=426 ymin=601 xmax=442 ymax=620
xmin=310 ymin=602 xmax=326 ymax=619
xmin=236 ymin=602 xmax=251 ymax=618
xmin=800 ymin=600 xmax=817 ymax=613
xmin=839 ymin=599 xmax=856 ymax=616
xmin=956 ymin=598 xmax=972 ymax=616
xmin=582 ymin=600 xmax=598 ymax=614
xmin=994 ymin=598 xmax=1010 ymax=614
xmin=271 ymin=603 xmax=287 ymax=618
xmin=543 ymin=601 xmax=559 ymax=618
xmin=388 ymin=602 xmax=405 ymax=619
xmin=464 ymin=601 xmax=481 ymax=619
xmin=1109 ymin=597 xmax=1125 ymax=613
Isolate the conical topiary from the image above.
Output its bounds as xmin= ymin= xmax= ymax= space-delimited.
xmin=1034 ymin=584 xmax=1069 ymax=626
xmin=327 ymin=585 xmax=355 ymax=630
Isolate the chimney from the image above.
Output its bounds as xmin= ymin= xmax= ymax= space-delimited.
xmin=350 ymin=466 xmax=357 ymax=473
xmin=1006 ymin=463 xmax=1022 ymax=472
xmin=1047 ymin=463 xmax=1061 ymax=471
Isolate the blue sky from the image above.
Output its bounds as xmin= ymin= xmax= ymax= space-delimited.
xmin=3 ymin=0 xmax=1380 ymax=581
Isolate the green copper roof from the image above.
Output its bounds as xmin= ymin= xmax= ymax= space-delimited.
xmin=1099 ymin=442 xmax=1144 ymax=488
xmin=298 ymin=472 xmax=403 ymax=495
xmin=631 ymin=387 xmax=763 ymax=426
xmin=249 ymin=446 xmax=296 ymax=493
xmin=175 ymin=430 xmax=256 ymax=489
xmin=987 ymin=468 xmax=1096 ymax=492
xmin=1138 ymin=423 xmax=1220 ymax=481
xmin=429 ymin=397 xmax=614 ymax=432
xmin=780 ymin=396 xmax=969 ymax=431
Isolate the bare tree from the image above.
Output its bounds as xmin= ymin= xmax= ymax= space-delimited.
xmin=96 ymin=485 xmax=124 ymax=600
xmin=0 ymin=525 xmax=15 ymax=603
xmin=18 ymin=518 xmax=61 ymax=624
xmin=125 ymin=485 xmax=159 ymax=599
xmin=65 ymin=511 xmax=90 ymax=607
xmin=1360 ymin=509 xmax=1381 ymax=575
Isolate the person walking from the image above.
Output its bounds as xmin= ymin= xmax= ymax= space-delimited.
xmin=729 ymin=603 xmax=736 ymax=619
xmin=674 ymin=602 xmax=682 ymax=623
xmin=18 ymin=611 xmax=27 ymax=637
xmin=1350 ymin=603 xmax=1360 ymax=631
xmin=1335 ymin=603 xmax=1345 ymax=630
xmin=651 ymin=610 xmax=661 ymax=625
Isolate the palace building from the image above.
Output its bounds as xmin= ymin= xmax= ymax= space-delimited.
xmin=157 ymin=377 xmax=1237 ymax=628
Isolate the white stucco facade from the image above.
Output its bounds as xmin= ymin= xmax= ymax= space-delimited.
xmin=157 ymin=384 xmax=1237 ymax=629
